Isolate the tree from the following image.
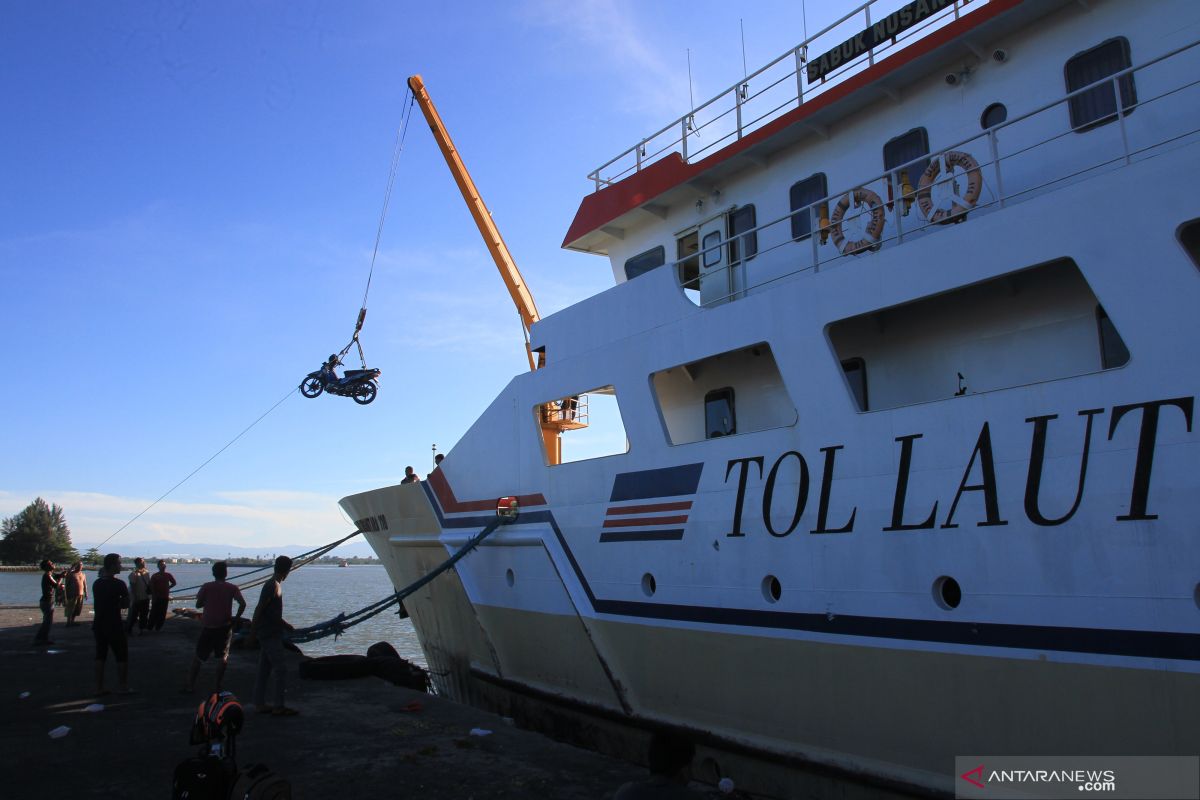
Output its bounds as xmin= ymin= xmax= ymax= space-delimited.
xmin=0 ymin=498 xmax=79 ymax=565
xmin=83 ymin=547 xmax=102 ymax=566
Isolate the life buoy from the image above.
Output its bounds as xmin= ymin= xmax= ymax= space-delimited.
xmin=916 ymin=150 xmax=983 ymax=224
xmin=829 ymin=188 xmax=885 ymax=255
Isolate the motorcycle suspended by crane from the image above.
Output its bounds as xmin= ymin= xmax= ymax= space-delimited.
xmin=299 ymin=307 xmax=381 ymax=405
xmin=297 ymin=89 xmax=418 ymax=409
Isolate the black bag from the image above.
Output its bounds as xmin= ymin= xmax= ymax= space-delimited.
xmin=171 ymin=754 xmax=236 ymax=799
xmin=230 ymin=763 xmax=292 ymax=799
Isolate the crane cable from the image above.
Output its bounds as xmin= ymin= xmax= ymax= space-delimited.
xmin=94 ymin=95 xmax=418 ymax=552
xmin=339 ymin=89 xmax=417 ymax=368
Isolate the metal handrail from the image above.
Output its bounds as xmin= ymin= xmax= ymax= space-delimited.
xmin=588 ymin=0 xmax=984 ymax=189
xmin=671 ymin=37 xmax=1200 ymax=307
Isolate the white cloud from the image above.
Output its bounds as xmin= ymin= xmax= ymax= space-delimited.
xmin=0 ymin=488 xmax=349 ymax=549
xmin=521 ymin=0 xmax=687 ymax=116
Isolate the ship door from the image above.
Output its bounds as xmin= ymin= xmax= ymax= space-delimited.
xmin=698 ymin=216 xmax=730 ymax=306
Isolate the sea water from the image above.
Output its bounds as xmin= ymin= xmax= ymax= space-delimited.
xmin=0 ymin=563 xmax=425 ymax=666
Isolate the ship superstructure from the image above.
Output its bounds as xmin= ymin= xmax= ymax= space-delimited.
xmin=343 ymin=1 xmax=1200 ymax=795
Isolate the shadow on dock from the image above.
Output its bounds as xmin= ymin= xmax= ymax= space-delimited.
xmin=0 ymin=606 xmax=640 ymax=798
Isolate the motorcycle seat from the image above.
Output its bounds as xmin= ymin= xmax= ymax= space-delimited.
xmin=342 ymin=369 xmax=377 ymax=379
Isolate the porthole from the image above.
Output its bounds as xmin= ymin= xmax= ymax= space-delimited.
xmin=933 ymin=575 xmax=962 ymax=610
xmin=981 ymin=102 xmax=1007 ymax=129
xmin=505 ymin=568 xmax=515 ymax=587
xmin=641 ymin=573 xmax=657 ymax=597
xmin=761 ymin=575 xmax=782 ymax=603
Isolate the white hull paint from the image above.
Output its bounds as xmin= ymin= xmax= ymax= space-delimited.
xmin=343 ymin=1 xmax=1200 ymax=795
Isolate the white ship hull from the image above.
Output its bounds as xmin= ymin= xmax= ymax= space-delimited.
xmin=343 ymin=0 xmax=1200 ymax=794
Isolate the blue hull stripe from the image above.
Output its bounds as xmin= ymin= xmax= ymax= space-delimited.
xmin=609 ymin=463 xmax=704 ymax=502
xmin=599 ymin=529 xmax=685 ymax=543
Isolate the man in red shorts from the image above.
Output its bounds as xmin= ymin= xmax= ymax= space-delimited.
xmin=184 ymin=561 xmax=246 ymax=693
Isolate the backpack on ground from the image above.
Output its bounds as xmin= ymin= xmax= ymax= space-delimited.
xmin=230 ymin=762 xmax=292 ymax=799
xmin=171 ymin=754 xmax=237 ymax=800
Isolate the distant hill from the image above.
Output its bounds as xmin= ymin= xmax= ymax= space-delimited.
xmin=73 ymin=538 xmax=378 ymax=560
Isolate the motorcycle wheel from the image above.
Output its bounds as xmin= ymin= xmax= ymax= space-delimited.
xmin=300 ymin=377 xmax=323 ymax=398
xmin=353 ymin=381 xmax=378 ymax=405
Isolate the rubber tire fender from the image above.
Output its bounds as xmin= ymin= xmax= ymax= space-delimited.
xmin=297 ymin=654 xmax=373 ymax=681
xmin=366 ymin=641 xmax=401 ymax=660
xmin=368 ymin=657 xmax=430 ymax=692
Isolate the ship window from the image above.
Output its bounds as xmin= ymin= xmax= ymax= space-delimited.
xmin=537 ymin=386 xmax=629 ymax=465
xmin=883 ymin=127 xmax=929 ymax=178
xmin=677 ymin=232 xmax=700 ymax=293
xmin=651 ymin=344 xmax=796 ymax=445
xmin=1178 ymin=219 xmax=1200 ymax=270
xmin=702 ymin=231 xmax=722 ymax=267
xmin=624 ymin=246 xmax=665 ymax=280
xmin=705 ymin=388 xmax=736 ymax=438
xmin=981 ymin=103 xmax=1007 ymax=129
xmin=827 ymin=260 xmax=1128 ymax=411
xmin=841 ymin=358 xmax=869 ymax=411
xmin=1065 ymin=37 xmax=1136 ymax=132
xmin=728 ymin=205 xmax=758 ymax=263
xmin=1096 ymin=306 xmax=1130 ymax=369
xmin=790 ymin=173 xmax=828 ymax=241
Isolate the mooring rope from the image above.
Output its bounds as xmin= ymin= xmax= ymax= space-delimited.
xmin=170 ymin=528 xmax=363 ymax=603
xmin=93 ymin=387 xmax=298 ymax=551
xmin=287 ymin=516 xmax=505 ymax=644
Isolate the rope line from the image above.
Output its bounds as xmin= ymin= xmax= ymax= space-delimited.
xmin=94 ymin=386 xmax=297 ymax=551
xmin=172 ymin=528 xmax=363 ymax=596
xmin=287 ymin=517 xmax=505 ymax=644
xmin=361 ymin=89 xmax=416 ymax=310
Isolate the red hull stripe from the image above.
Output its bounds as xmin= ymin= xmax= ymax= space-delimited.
xmin=602 ymin=515 xmax=690 ymax=528
xmin=605 ymin=501 xmax=693 ymax=516
xmin=562 ymin=0 xmax=1023 ymax=249
xmin=427 ymin=468 xmax=547 ymax=513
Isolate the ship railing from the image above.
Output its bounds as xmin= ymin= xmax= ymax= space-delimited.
xmin=588 ymin=0 xmax=984 ymax=190
xmin=675 ymin=37 xmax=1200 ymax=307
xmin=541 ymin=394 xmax=589 ymax=430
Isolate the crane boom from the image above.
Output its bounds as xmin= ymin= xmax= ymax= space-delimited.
xmin=407 ymin=74 xmax=541 ymax=372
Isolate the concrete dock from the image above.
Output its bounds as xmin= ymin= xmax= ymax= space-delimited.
xmin=0 ymin=605 xmax=648 ymax=798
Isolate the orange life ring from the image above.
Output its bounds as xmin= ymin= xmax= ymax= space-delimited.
xmin=829 ymin=188 xmax=885 ymax=255
xmin=916 ymin=150 xmax=983 ymax=224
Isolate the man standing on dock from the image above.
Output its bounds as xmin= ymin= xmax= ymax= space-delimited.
xmin=125 ymin=557 xmax=152 ymax=634
xmin=33 ymin=559 xmax=63 ymax=645
xmin=93 ymin=553 xmax=132 ymax=694
xmin=251 ymin=555 xmax=297 ymax=716
xmin=64 ymin=560 xmax=88 ymax=627
xmin=148 ymin=559 xmax=176 ymax=631
xmin=184 ymin=561 xmax=245 ymax=693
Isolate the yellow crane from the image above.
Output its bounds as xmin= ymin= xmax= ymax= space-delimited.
xmin=408 ymin=75 xmax=583 ymax=464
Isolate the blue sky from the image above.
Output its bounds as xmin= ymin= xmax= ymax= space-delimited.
xmin=0 ymin=1 xmax=854 ymax=550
